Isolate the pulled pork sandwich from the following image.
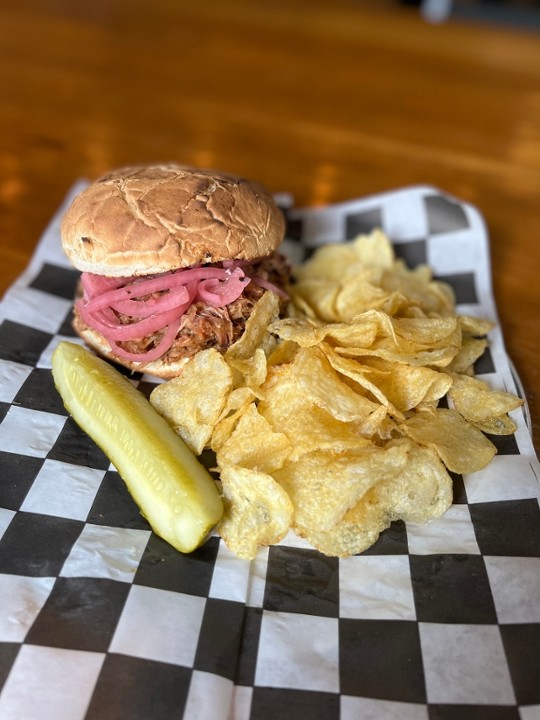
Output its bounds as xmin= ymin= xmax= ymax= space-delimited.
xmin=61 ymin=164 xmax=290 ymax=378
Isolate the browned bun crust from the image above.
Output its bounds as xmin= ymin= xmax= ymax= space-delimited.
xmin=72 ymin=313 xmax=190 ymax=380
xmin=61 ymin=164 xmax=286 ymax=277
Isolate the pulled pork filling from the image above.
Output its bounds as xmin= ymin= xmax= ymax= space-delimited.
xmin=75 ymin=252 xmax=290 ymax=365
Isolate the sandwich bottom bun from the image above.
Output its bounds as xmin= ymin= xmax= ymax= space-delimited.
xmin=73 ymin=315 xmax=191 ymax=380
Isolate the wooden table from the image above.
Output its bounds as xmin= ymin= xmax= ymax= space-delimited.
xmin=1 ymin=0 xmax=539 ymax=452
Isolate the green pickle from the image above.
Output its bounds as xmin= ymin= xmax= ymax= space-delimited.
xmin=52 ymin=341 xmax=223 ymax=553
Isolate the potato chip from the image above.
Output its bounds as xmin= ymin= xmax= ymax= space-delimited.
xmin=449 ymin=373 xmax=523 ymax=425
xmin=294 ymin=230 xmax=394 ymax=284
xmin=351 ymin=309 xmax=395 ymax=339
xmin=357 ymin=404 xmax=393 ymax=439
xmin=288 ymin=291 xmax=318 ymax=320
xmin=269 ymin=316 xmax=379 ymax=349
xmin=291 ymin=309 xmax=460 ymax=360
xmin=446 ymin=337 xmax=488 ymax=374
xmin=400 ymin=408 xmax=497 ymax=474
xmin=260 ymin=346 xmax=381 ymax=425
xmin=421 ymin=373 xmax=454 ymax=404
xmin=300 ymin=438 xmax=453 ymax=556
xmin=351 ymin=228 xmax=396 ymax=269
xmin=150 ymin=348 xmax=232 ymax=454
xmin=269 ymin=317 xmax=336 ymax=347
xmin=264 ymin=404 xmax=373 ymax=462
xmin=375 ymin=414 xmax=400 ymax=440
xmin=299 ymin=504 xmax=389 ymax=558
xmin=218 ymin=464 xmax=293 ymax=559
xmin=226 ymin=347 xmax=268 ymax=391
xmin=267 ymin=339 xmax=301 ymax=367
xmin=217 ymin=403 xmax=291 ymax=474
xmin=381 ymin=261 xmax=455 ymax=316
xmin=291 ymin=278 xmax=341 ymax=322
xmin=275 ymin=443 xmax=409 ymax=533
xmin=392 ymin=316 xmax=459 ymax=346
xmin=225 ymin=291 xmax=280 ymax=361
xmin=459 ymin=315 xmax=494 ymax=337
xmin=291 ymin=231 xmax=399 ymax=322
xmin=334 ymin=278 xmax=391 ymax=321
xmin=321 ymin=345 xmax=403 ymax=418
xmin=210 ymin=387 xmax=257 ymax=452
xmin=295 ymin=245 xmax=363 ymax=284
xmin=379 ymin=291 xmax=413 ymax=317
xmin=261 ymin=352 xmax=389 ymax=449
xmin=337 ymin=336 xmax=459 ymax=368
xmin=472 ymin=414 xmax=518 ymax=436
xmin=381 ymin=439 xmax=453 ymax=522
xmin=294 ymin=462 xmax=398 ymax=557
xmin=355 ymin=356 xmax=452 ymax=411
xmin=301 ymin=441 xmax=452 ymax=557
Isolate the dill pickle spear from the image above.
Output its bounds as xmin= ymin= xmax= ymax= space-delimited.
xmin=51 ymin=341 xmax=223 ymax=553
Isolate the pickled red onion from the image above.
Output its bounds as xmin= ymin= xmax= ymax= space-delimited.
xmin=87 ymin=285 xmax=191 ymax=316
xmin=81 ymin=273 xmax=127 ymax=299
xmin=108 ymin=316 xmax=185 ymax=363
xmin=76 ymin=298 xmax=191 ymax=341
xmin=120 ymin=266 xmax=235 ymax=297
xmin=250 ymin=276 xmax=289 ymax=299
xmin=196 ymin=267 xmax=250 ymax=306
xmin=77 ymin=258 xmax=285 ymax=365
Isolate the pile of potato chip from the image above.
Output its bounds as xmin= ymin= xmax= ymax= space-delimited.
xmin=150 ymin=230 xmax=523 ymax=558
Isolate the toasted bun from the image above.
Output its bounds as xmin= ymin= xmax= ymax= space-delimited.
xmin=61 ymin=164 xmax=286 ymax=277
xmin=73 ymin=313 xmax=190 ymax=380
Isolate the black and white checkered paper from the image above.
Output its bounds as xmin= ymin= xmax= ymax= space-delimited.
xmin=1 ymin=183 xmax=539 ymax=720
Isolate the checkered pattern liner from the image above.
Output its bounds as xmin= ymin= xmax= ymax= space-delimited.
xmin=1 ymin=183 xmax=539 ymax=720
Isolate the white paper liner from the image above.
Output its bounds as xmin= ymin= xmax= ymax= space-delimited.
xmin=0 ymin=182 xmax=539 ymax=720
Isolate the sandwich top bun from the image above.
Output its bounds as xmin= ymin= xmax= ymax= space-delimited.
xmin=61 ymin=164 xmax=286 ymax=277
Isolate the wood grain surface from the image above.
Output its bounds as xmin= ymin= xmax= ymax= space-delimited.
xmin=1 ymin=0 xmax=539 ymax=451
